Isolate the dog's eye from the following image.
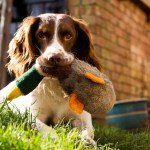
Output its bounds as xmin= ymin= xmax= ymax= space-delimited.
xmin=64 ymin=34 xmax=72 ymax=41
xmin=38 ymin=31 xmax=46 ymax=39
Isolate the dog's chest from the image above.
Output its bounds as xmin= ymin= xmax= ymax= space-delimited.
xmin=31 ymin=77 xmax=70 ymax=109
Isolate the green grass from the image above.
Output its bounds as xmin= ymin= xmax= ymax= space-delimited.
xmin=0 ymin=102 xmax=150 ymax=150
xmin=95 ymin=124 xmax=150 ymax=150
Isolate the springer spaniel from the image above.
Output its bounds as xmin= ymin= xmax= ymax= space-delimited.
xmin=0 ymin=13 xmax=102 ymax=145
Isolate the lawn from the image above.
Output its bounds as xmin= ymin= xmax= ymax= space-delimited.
xmin=0 ymin=102 xmax=150 ymax=150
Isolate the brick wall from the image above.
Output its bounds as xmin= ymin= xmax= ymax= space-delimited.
xmin=67 ymin=0 xmax=150 ymax=100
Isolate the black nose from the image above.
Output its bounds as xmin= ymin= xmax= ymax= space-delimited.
xmin=49 ymin=53 xmax=64 ymax=65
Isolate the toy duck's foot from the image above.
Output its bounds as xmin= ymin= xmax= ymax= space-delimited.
xmin=69 ymin=93 xmax=84 ymax=114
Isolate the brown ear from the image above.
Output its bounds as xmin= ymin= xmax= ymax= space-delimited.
xmin=7 ymin=16 xmax=40 ymax=78
xmin=73 ymin=18 xmax=101 ymax=70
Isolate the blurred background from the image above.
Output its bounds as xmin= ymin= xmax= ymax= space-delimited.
xmin=0 ymin=0 xmax=150 ymax=127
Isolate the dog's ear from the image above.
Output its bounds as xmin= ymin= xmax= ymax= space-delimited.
xmin=7 ymin=16 xmax=40 ymax=78
xmin=73 ymin=18 xmax=101 ymax=70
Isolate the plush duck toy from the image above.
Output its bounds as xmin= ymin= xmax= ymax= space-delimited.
xmin=5 ymin=59 xmax=116 ymax=114
xmin=6 ymin=65 xmax=43 ymax=100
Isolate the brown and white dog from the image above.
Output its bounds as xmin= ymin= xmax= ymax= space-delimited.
xmin=0 ymin=13 xmax=102 ymax=145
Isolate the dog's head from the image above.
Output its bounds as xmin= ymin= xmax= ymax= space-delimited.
xmin=7 ymin=13 xmax=101 ymax=77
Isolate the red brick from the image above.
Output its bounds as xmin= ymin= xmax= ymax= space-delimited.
xmin=110 ymin=33 xmax=117 ymax=43
xmin=113 ymin=7 xmax=123 ymax=19
xmin=99 ymin=8 xmax=113 ymax=21
xmin=118 ymin=21 xmax=127 ymax=31
xmin=122 ymin=66 xmax=130 ymax=76
xmin=72 ymin=7 xmax=80 ymax=16
xmin=117 ymin=37 xmax=130 ymax=49
xmin=101 ymin=49 xmax=112 ymax=60
xmin=91 ymin=5 xmax=101 ymax=16
xmin=106 ymin=22 xmax=115 ymax=33
xmin=122 ymin=84 xmax=131 ymax=94
xmin=84 ymin=5 xmax=92 ymax=15
xmin=95 ymin=16 xmax=106 ymax=27
xmin=73 ymin=0 xmax=81 ymax=5
xmin=111 ymin=53 xmax=125 ymax=65
xmin=109 ymin=0 xmax=118 ymax=8
xmin=95 ymin=25 xmax=102 ymax=35
xmin=81 ymin=15 xmax=96 ymax=25
xmin=103 ymin=2 xmax=114 ymax=14
xmin=115 ymin=27 xmax=126 ymax=38
xmin=82 ymin=0 xmax=97 ymax=5
xmin=111 ymin=72 xmax=119 ymax=80
xmin=101 ymin=28 xmax=111 ymax=40
xmin=79 ymin=5 xmax=86 ymax=15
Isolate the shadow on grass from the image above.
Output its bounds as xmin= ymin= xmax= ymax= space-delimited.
xmin=94 ymin=122 xmax=150 ymax=150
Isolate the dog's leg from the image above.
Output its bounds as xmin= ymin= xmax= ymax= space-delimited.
xmin=32 ymin=118 xmax=56 ymax=139
xmin=71 ymin=110 xmax=96 ymax=146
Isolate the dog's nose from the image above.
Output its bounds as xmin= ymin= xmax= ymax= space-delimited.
xmin=49 ymin=53 xmax=64 ymax=65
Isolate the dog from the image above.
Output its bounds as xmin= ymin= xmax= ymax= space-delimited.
xmin=0 ymin=13 xmax=102 ymax=145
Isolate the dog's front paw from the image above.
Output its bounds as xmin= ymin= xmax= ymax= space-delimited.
xmin=32 ymin=120 xmax=56 ymax=140
xmin=39 ymin=125 xmax=57 ymax=140
xmin=80 ymin=129 xmax=96 ymax=146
